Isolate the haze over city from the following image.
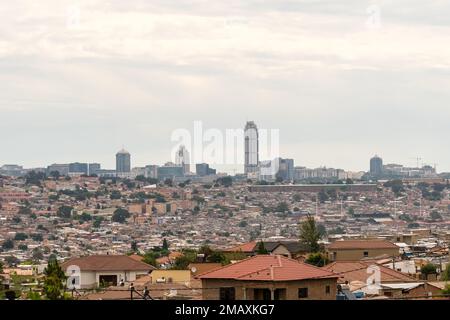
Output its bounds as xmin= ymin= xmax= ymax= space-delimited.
xmin=1 ymin=0 xmax=450 ymax=172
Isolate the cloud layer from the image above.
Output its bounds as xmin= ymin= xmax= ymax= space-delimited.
xmin=1 ymin=1 xmax=449 ymax=172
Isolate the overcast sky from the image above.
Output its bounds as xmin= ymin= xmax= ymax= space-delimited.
xmin=1 ymin=0 xmax=449 ymax=173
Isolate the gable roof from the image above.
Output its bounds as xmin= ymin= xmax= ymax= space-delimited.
xmin=223 ymin=241 xmax=257 ymax=253
xmin=322 ymin=261 xmax=416 ymax=284
xmin=327 ymin=240 xmax=399 ymax=250
xmin=198 ymin=255 xmax=338 ymax=282
xmin=61 ymin=255 xmax=155 ymax=272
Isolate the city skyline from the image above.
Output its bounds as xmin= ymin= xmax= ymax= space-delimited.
xmin=1 ymin=1 xmax=449 ymax=173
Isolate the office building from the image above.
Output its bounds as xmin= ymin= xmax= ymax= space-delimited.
xmin=175 ymin=145 xmax=190 ymax=174
xmin=47 ymin=164 xmax=70 ymax=176
xmin=244 ymin=121 xmax=259 ymax=175
xmin=69 ymin=162 xmax=88 ymax=175
xmin=370 ymin=155 xmax=383 ymax=177
xmin=116 ymin=149 xmax=131 ymax=175
xmin=157 ymin=162 xmax=184 ymax=180
xmin=196 ymin=163 xmax=216 ymax=176
xmin=88 ymin=163 xmax=101 ymax=176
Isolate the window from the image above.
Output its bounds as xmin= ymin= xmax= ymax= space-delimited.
xmin=325 ymin=285 xmax=331 ymax=294
xmin=363 ymin=251 xmax=369 ymax=257
xmin=219 ymin=287 xmax=236 ymax=300
xmin=298 ymin=288 xmax=308 ymax=298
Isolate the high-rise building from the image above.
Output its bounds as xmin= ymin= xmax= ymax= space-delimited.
xmin=175 ymin=145 xmax=190 ymax=174
xmin=244 ymin=121 xmax=259 ymax=175
xmin=196 ymin=163 xmax=216 ymax=176
xmin=88 ymin=163 xmax=101 ymax=176
xmin=69 ymin=162 xmax=88 ymax=175
xmin=370 ymin=155 xmax=383 ymax=177
xmin=116 ymin=149 xmax=131 ymax=175
xmin=157 ymin=162 xmax=184 ymax=180
xmin=144 ymin=165 xmax=159 ymax=179
xmin=47 ymin=164 xmax=70 ymax=176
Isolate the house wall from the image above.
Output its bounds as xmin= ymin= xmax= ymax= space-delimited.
xmin=271 ymin=246 xmax=292 ymax=258
xmin=328 ymin=248 xmax=399 ymax=261
xmin=201 ymin=278 xmax=337 ymax=300
xmin=150 ymin=270 xmax=191 ymax=284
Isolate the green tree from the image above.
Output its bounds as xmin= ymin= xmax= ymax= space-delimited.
xmin=420 ymin=263 xmax=437 ymax=276
xmin=441 ymin=264 xmax=450 ymax=281
xmin=275 ymin=202 xmax=289 ymax=212
xmin=305 ymin=252 xmax=329 ymax=267
xmin=111 ymin=208 xmax=130 ymax=223
xmin=57 ymin=206 xmax=73 ymax=219
xmin=256 ymin=241 xmax=268 ymax=254
xmin=131 ymin=240 xmax=138 ymax=252
xmin=162 ymin=238 xmax=169 ymax=251
xmin=93 ymin=216 xmax=104 ymax=228
xmin=110 ymin=190 xmax=122 ymax=200
xmin=299 ymin=214 xmax=321 ymax=253
xmin=43 ymin=257 xmax=67 ymax=300
xmin=2 ymin=239 xmax=14 ymax=250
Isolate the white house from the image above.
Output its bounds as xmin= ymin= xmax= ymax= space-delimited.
xmin=61 ymin=255 xmax=154 ymax=289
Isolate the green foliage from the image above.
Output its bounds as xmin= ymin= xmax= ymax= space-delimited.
xmin=216 ymin=176 xmax=233 ymax=187
xmin=2 ymin=239 xmax=14 ymax=250
xmin=111 ymin=208 xmax=130 ymax=223
xmin=420 ymin=263 xmax=437 ymax=275
xmin=93 ymin=216 xmax=104 ymax=228
xmin=299 ymin=214 xmax=321 ymax=253
xmin=43 ymin=257 xmax=67 ymax=300
xmin=275 ymin=202 xmax=289 ymax=212
xmin=440 ymin=264 xmax=450 ymax=281
xmin=305 ymin=252 xmax=329 ymax=267
xmin=57 ymin=205 xmax=73 ymax=219
xmin=256 ymin=241 xmax=268 ymax=254
xmin=110 ymin=190 xmax=122 ymax=200
xmin=14 ymin=233 xmax=28 ymax=241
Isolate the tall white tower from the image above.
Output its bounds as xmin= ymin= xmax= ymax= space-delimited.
xmin=244 ymin=121 xmax=259 ymax=175
xmin=175 ymin=145 xmax=190 ymax=174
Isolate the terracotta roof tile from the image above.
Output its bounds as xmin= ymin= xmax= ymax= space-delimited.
xmin=327 ymin=240 xmax=399 ymax=250
xmin=61 ymin=255 xmax=155 ymax=271
xmin=199 ymin=255 xmax=338 ymax=281
xmin=322 ymin=261 xmax=416 ymax=283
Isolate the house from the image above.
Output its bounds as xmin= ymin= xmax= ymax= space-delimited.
xmin=222 ymin=241 xmax=309 ymax=259
xmin=322 ymin=261 xmax=441 ymax=299
xmin=61 ymin=255 xmax=155 ymax=289
xmin=327 ymin=240 xmax=400 ymax=261
xmin=198 ymin=255 xmax=339 ymax=300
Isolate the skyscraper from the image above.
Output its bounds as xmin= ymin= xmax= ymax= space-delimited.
xmin=244 ymin=121 xmax=259 ymax=175
xmin=370 ymin=155 xmax=383 ymax=177
xmin=116 ymin=148 xmax=131 ymax=175
xmin=175 ymin=145 xmax=190 ymax=174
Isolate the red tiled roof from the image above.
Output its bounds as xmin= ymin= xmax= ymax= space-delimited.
xmin=222 ymin=241 xmax=257 ymax=253
xmin=322 ymin=261 xmax=415 ymax=283
xmin=198 ymin=255 xmax=338 ymax=281
xmin=61 ymin=255 xmax=155 ymax=271
xmin=327 ymin=240 xmax=399 ymax=250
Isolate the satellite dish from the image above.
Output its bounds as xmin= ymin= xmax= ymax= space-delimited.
xmin=191 ymin=267 xmax=197 ymax=273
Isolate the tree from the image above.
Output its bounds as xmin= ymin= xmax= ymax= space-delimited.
xmin=14 ymin=233 xmax=28 ymax=241
xmin=162 ymin=238 xmax=169 ymax=251
xmin=216 ymin=176 xmax=232 ymax=187
xmin=142 ymin=251 xmax=159 ymax=267
xmin=32 ymin=248 xmax=44 ymax=263
xmin=131 ymin=240 xmax=138 ymax=252
xmin=275 ymin=202 xmax=289 ymax=213
xmin=305 ymin=252 xmax=329 ymax=267
xmin=299 ymin=214 xmax=321 ymax=253
xmin=112 ymin=208 xmax=130 ymax=223
xmin=110 ymin=190 xmax=122 ymax=200
xmin=256 ymin=241 xmax=268 ymax=254
xmin=441 ymin=264 xmax=450 ymax=281
xmin=420 ymin=263 xmax=437 ymax=276
xmin=2 ymin=239 xmax=14 ymax=250
xmin=172 ymin=256 xmax=193 ymax=270
xmin=43 ymin=257 xmax=67 ymax=300
xmin=57 ymin=206 xmax=73 ymax=219
xmin=93 ymin=216 xmax=104 ymax=228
